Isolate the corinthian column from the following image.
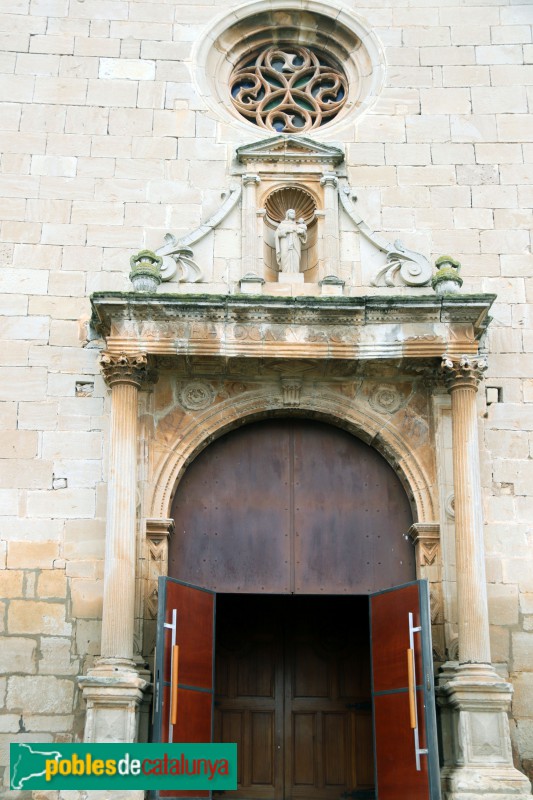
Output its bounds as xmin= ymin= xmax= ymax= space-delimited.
xmin=79 ymin=352 xmax=155 ymax=750
xmin=442 ymin=354 xmax=490 ymax=665
xmin=438 ymin=355 xmax=531 ymax=799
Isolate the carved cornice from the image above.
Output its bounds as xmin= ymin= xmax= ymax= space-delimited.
xmin=91 ymin=295 xmax=495 ymax=372
xmin=236 ymin=135 xmax=345 ymax=167
xmin=100 ymin=352 xmax=157 ymax=388
xmin=441 ymin=355 xmax=488 ymax=392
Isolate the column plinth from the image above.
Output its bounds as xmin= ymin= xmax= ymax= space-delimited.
xmin=437 ymin=356 xmax=531 ymax=799
xmin=79 ymin=352 xmax=155 ymax=744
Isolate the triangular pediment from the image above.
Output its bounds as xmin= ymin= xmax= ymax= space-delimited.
xmin=237 ymin=135 xmax=344 ymax=166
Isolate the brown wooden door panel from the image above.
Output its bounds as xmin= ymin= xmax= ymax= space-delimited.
xmin=154 ymin=577 xmax=215 ymax=800
xmin=215 ymin=595 xmax=374 ymax=800
xmin=370 ymin=581 xmax=441 ymax=800
xmin=170 ymin=419 xmax=415 ymax=596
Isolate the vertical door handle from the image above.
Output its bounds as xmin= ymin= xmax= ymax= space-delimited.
xmin=171 ymin=644 xmax=179 ymax=725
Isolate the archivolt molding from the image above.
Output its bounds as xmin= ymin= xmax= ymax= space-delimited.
xmin=147 ymin=386 xmax=436 ymax=525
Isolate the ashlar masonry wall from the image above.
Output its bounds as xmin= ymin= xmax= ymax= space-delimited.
xmin=0 ymin=0 xmax=532 ymax=794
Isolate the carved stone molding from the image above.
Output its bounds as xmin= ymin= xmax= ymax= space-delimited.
xmin=441 ymin=354 xmax=488 ymax=392
xmin=144 ymin=518 xmax=174 ymax=621
xmin=408 ymin=522 xmax=440 ymax=567
xmin=100 ymin=351 xmax=156 ymax=388
xmin=281 ymin=377 xmax=303 ymax=407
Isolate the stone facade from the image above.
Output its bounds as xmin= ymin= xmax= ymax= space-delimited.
xmin=0 ymin=0 xmax=532 ymax=798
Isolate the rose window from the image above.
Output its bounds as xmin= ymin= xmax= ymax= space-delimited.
xmin=229 ymin=45 xmax=348 ymax=133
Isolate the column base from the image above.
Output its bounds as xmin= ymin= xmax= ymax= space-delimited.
xmin=438 ymin=662 xmax=532 ymax=799
xmin=78 ymin=658 xmax=150 ymax=743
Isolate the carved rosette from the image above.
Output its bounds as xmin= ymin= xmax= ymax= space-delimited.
xmin=100 ymin=352 xmax=156 ymax=388
xmin=441 ymin=355 xmax=488 ymax=392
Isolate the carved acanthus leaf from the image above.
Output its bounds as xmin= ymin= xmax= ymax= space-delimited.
xmin=338 ymin=185 xmax=432 ymax=287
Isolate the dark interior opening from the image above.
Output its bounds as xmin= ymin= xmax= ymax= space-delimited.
xmin=214 ymin=594 xmax=375 ymax=800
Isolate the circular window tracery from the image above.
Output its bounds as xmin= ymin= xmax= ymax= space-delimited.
xmin=230 ymin=45 xmax=348 ymax=133
xmin=194 ymin=1 xmax=385 ymax=136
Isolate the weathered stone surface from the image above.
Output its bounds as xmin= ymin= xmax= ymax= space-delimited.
xmin=0 ymin=637 xmax=37 ymax=674
xmin=7 ymin=676 xmax=74 ymax=714
xmin=8 ymin=600 xmax=71 ymax=636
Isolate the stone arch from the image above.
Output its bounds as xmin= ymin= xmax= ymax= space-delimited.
xmin=148 ymin=387 xmax=436 ymax=524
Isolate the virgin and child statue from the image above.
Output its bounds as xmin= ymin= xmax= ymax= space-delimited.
xmin=274 ymin=209 xmax=307 ymax=274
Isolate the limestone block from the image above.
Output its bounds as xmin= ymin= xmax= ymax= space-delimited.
xmin=41 ymin=223 xmax=87 ymax=246
xmin=153 ymin=108 xmax=194 ymax=137
xmin=59 ymin=54 xmax=99 ymax=79
xmin=27 ymin=488 xmax=95 ymax=518
xmin=8 ymin=600 xmax=71 ymax=636
xmin=0 ymin=268 xmax=48 ymax=296
xmin=490 ymin=625 xmax=510 ymax=663
xmin=520 ymin=595 xmax=533 ymax=616
xmin=38 ymin=570 xmax=67 ymax=599
xmin=70 ymin=578 xmax=103 ymax=618
xmin=39 ymin=637 xmax=79 ymax=676
xmin=41 ymin=431 xmax=101 ymax=461
xmin=476 ymin=143 xmax=524 ymax=163
xmin=0 ymin=402 xmax=17 ymax=429
xmin=0 ymin=637 xmax=37 ymax=674
xmin=26 ymin=199 xmax=71 ymax=225
xmin=99 ymin=58 xmax=155 ymax=81
xmin=498 ymin=115 xmax=533 ymax=143
xmin=450 ymin=114 xmax=497 ymax=143
xmin=0 ymin=489 xmax=18 ymax=516
xmin=7 ymin=675 xmax=74 ymax=714
xmin=1 ymin=571 xmax=23 ymax=598
xmin=7 ymin=542 xmax=59 ymax=570
xmin=131 ymin=136 xmax=177 ymax=159
xmin=76 ymin=618 xmax=102 ymax=657
xmin=354 ymin=115 xmax=407 ymax=143
xmin=473 ymin=185 xmax=518 ymax=208
xmin=70 ymin=200 xmax=124 ymax=226
xmin=31 ymin=155 xmax=77 ymax=178
xmin=64 ymin=519 xmax=105 ymax=560
xmin=442 ymin=65 xmax=490 ymax=87
xmin=77 ymin=157 xmax=114 ymax=177
xmin=74 ymin=35 xmax=120 ymax=58
xmin=86 ymin=78 xmax=137 ymax=107
xmin=0 ymin=715 xmax=20 ymax=733
xmin=513 ymin=633 xmax=533 ymax=672
xmin=488 ymin=583 xmax=520 ymax=626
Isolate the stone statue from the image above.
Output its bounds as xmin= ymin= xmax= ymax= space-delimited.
xmin=275 ymin=209 xmax=307 ymax=274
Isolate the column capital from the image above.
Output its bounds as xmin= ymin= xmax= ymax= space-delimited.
xmin=320 ymin=172 xmax=338 ymax=188
xmin=100 ymin=351 xmax=157 ymax=388
xmin=242 ymin=173 xmax=261 ymax=186
xmin=441 ymin=354 xmax=488 ymax=392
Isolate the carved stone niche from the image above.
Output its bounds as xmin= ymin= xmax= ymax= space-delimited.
xmin=237 ymin=135 xmax=344 ymax=285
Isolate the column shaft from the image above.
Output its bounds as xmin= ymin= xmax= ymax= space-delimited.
xmin=100 ymin=380 xmax=139 ymax=660
xmin=445 ymin=356 xmax=491 ymax=664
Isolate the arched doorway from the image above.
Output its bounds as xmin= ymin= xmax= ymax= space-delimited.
xmin=162 ymin=418 xmax=416 ymax=800
xmin=169 ymin=418 xmax=415 ymax=593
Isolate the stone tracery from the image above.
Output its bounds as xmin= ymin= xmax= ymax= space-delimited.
xmin=230 ymin=45 xmax=348 ymax=132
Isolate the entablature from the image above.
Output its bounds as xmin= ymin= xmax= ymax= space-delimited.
xmin=91 ymin=293 xmax=495 ymax=374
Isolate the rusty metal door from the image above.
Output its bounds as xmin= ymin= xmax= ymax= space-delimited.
xmin=169 ymin=419 xmax=415 ymax=594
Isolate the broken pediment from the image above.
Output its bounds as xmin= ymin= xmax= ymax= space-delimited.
xmin=236 ymin=135 xmax=345 ymax=167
